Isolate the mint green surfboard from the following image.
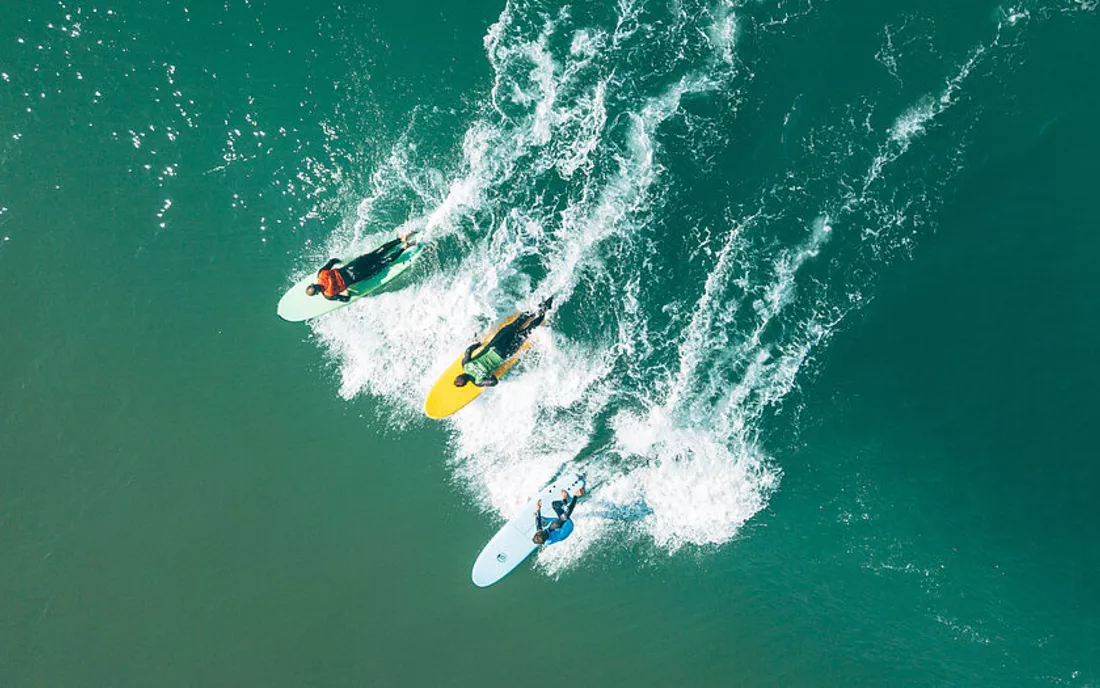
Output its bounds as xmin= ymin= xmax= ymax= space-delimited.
xmin=277 ymin=244 xmax=424 ymax=322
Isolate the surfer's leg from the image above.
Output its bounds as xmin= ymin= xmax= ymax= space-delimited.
xmin=344 ymin=238 xmax=405 ymax=283
xmin=342 ymin=256 xmax=378 ymax=284
xmin=487 ymin=319 xmax=526 ymax=355
xmin=561 ymin=495 xmax=578 ymax=520
xmin=377 ymin=237 xmax=405 ymax=262
xmin=498 ymin=312 xmax=542 ymax=354
xmin=551 ymin=499 xmax=567 ymax=519
xmin=521 ymin=311 xmax=545 ymax=333
xmin=374 ymin=237 xmax=403 ymax=256
xmin=522 ymin=298 xmax=552 ymax=333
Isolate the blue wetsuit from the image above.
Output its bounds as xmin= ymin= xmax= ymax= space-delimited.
xmin=535 ymin=494 xmax=578 ymax=544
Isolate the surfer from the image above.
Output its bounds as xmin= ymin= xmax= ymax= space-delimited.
xmin=453 ymin=297 xmax=554 ymax=388
xmin=305 ymin=232 xmax=417 ymax=301
xmin=532 ymin=487 xmax=585 ymax=545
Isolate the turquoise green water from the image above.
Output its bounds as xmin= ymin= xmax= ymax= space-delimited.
xmin=2 ymin=0 xmax=1098 ymax=685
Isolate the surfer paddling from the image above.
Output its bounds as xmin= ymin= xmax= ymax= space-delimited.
xmin=305 ymin=232 xmax=418 ymax=301
xmin=453 ymin=297 xmax=554 ymax=388
xmin=533 ymin=487 xmax=585 ymax=545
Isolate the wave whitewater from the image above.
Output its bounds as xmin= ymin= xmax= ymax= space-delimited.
xmin=292 ymin=0 xmax=1065 ymax=576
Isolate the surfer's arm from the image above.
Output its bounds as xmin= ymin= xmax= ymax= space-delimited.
xmin=325 ymin=293 xmax=351 ymax=302
xmin=461 ymin=343 xmax=479 ymax=365
xmin=474 ymin=375 xmax=498 ymax=388
xmin=320 ymin=258 xmax=340 ymax=271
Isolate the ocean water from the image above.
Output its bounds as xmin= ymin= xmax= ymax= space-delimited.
xmin=1 ymin=0 xmax=1098 ymax=685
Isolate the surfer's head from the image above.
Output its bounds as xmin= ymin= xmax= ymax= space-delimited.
xmin=532 ymin=530 xmax=549 ymax=545
xmin=453 ymin=374 xmax=471 ymax=387
xmin=305 ymin=284 xmax=321 ymax=296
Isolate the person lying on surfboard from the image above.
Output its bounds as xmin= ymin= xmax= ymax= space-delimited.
xmin=305 ymin=231 xmax=418 ymax=301
xmin=532 ymin=487 xmax=585 ymax=545
xmin=453 ymin=296 xmax=554 ymax=388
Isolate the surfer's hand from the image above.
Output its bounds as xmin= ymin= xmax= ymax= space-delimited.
xmin=536 ymin=500 xmax=541 ymax=510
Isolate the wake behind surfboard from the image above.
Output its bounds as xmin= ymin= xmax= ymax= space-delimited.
xmin=277 ymin=244 xmax=424 ymax=322
xmin=471 ymin=474 xmax=586 ymax=587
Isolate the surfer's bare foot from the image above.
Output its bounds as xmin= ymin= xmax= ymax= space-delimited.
xmin=561 ymin=490 xmax=569 ymax=500
xmin=575 ymin=487 xmax=585 ymax=497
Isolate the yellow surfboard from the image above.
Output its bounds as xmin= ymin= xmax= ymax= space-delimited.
xmin=424 ymin=314 xmax=534 ymax=419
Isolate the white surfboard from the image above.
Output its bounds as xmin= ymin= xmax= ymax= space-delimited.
xmin=276 ymin=244 xmax=424 ymax=322
xmin=471 ymin=474 xmax=586 ymax=588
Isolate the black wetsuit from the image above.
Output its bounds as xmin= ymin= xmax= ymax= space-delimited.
xmin=460 ymin=309 xmax=546 ymax=388
xmin=491 ymin=311 xmax=545 ymax=357
xmin=535 ymin=493 xmax=578 ymax=535
xmin=338 ymin=237 xmax=405 ymax=284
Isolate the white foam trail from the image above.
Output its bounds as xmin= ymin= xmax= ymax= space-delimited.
xmin=862 ymin=26 xmax=1001 ymax=193
xmin=607 ymin=405 xmax=779 ymax=550
xmin=542 ymin=73 xmax=721 ymax=301
xmin=580 ymin=11 xmax=1038 ymax=560
xmin=305 ymin=0 xmax=780 ymax=579
xmin=597 ymin=212 xmax=837 ymax=552
xmin=665 ymin=211 xmax=760 ymax=411
xmin=706 ymin=0 xmax=740 ymax=68
xmin=304 ymin=0 xmax=1042 ymax=581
